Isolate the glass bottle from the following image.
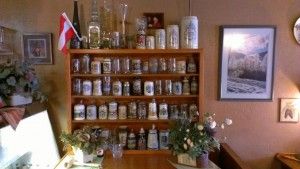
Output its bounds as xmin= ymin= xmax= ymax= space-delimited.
xmin=137 ymin=127 xmax=146 ymax=150
xmin=127 ymin=129 xmax=136 ymax=150
xmin=148 ymin=99 xmax=158 ymax=120
xmin=190 ymin=77 xmax=198 ymax=95
xmin=187 ymin=57 xmax=197 ymax=73
xmin=118 ymin=126 xmax=128 ymax=147
xmin=88 ymin=0 xmax=101 ymax=49
xmin=182 ymin=77 xmax=190 ymax=95
xmin=70 ymin=0 xmax=82 ymax=49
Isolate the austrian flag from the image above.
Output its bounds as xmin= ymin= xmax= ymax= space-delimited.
xmin=58 ymin=12 xmax=80 ymax=55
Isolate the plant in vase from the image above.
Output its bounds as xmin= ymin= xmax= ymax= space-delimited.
xmin=60 ymin=126 xmax=105 ymax=163
xmin=169 ymin=113 xmax=233 ymax=168
xmin=0 ymin=61 xmax=46 ymax=106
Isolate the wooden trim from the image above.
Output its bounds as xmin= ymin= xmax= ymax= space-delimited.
xmin=69 ymin=49 xmax=201 ymax=54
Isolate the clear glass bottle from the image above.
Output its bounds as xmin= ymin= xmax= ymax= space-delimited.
xmin=88 ymin=0 xmax=101 ymax=49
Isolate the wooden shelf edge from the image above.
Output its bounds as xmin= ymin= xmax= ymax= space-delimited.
xmin=69 ymin=49 xmax=203 ymax=54
xmin=72 ymin=119 xmax=172 ymax=123
xmin=71 ymin=95 xmax=198 ymax=99
xmin=71 ymin=73 xmax=199 ymax=77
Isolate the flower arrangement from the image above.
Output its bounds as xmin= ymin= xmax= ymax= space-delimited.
xmin=0 ymin=61 xmax=45 ymax=104
xmin=60 ymin=126 xmax=104 ymax=154
xmin=169 ymin=113 xmax=233 ymax=159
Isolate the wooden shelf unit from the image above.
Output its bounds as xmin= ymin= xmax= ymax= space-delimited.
xmin=66 ymin=49 xmax=204 ymax=153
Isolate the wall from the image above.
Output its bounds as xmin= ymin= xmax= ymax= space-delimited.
xmin=1 ymin=0 xmax=300 ymax=168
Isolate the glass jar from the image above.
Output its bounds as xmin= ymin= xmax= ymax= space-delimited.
xmin=127 ymin=129 xmax=136 ymax=150
xmin=159 ymin=101 xmax=168 ymax=119
xmin=148 ymin=99 xmax=158 ymax=120
xmin=158 ymin=58 xmax=167 ymax=73
xmin=93 ymin=79 xmax=102 ymax=96
xmin=82 ymin=80 xmax=92 ymax=96
xmin=74 ymin=102 xmax=85 ymax=120
xmin=86 ymin=104 xmax=97 ymax=120
xmin=128 ymin=101 xmax=137 ymax=119
xmin=182 ymin=77 xmax=190 ymax=95
xmin=103 ymin=58 xmax=112 ymax=74
xmin=98 ymin=104 xmax=108 ymax=119
xmin=190 ymin=77 xmax=198 ymax=95
xmin=118 ymin=104 xmax=127 ymax=120
xmin=149 ymin=58 xmax=158 ymax=73
xmin=131 ymin=59 xmax=142 ymax=74
xmin=108 ymin=101 xmax=118 ymax=120
xmin=132 ymin=78 xmax=142 ymax=96
xmin=103 ymin=76 xmax=111 ymax=96
xmin=112 ymin=79 xmax=122 ymax=96
xmin=123 ymin=81 xmax=130 ymax=96
xmin=118 ymin=126 xmax=128 ymax=147
xmin=81 ymin=54 xmax=90 ymax=74
xmin=137 ymin=101 xmax=147 ymax=119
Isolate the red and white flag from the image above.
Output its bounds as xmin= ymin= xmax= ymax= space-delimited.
xmin=58 ymin=12 xmax=80 ymax=55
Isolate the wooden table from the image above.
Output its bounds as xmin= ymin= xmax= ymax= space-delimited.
xmin=276 ymin=153 xmax=300 ymax=169
xmin=55 ymin=153 xmax=220 ymax=169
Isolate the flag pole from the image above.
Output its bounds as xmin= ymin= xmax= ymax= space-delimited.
xmin=62 ymin=12 xmax=82 ymax=41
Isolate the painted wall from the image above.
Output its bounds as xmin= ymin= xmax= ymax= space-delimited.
xmin=1 ymin=0 xmax=300 ymax=168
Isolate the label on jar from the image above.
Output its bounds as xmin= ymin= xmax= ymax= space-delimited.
xmin=176 ymin=60 xmax=186 ymax=74
xmin=144 ymin=81 xmax=154 ymax=96
xmin=159 ymin=103 xmax=168 ymax=119
xmin=131 ymin=59 xmax=142 ymax=74
xmin=133 ymin=79 xmax=142 ymax=95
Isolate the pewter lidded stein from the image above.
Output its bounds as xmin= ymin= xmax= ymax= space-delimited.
xmin=147 ymin=124 xmax=158 ymax=150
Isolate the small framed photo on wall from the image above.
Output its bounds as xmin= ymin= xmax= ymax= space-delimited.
xmin=143 ymin=13 xmax=164 ymax=29
xmin=22 ymin=33 xmax=53 ymax=64
xmin=218 ymin=26 xmax=276 ymax=100
xmin=280 ymin=98 xmax=300 ymax=123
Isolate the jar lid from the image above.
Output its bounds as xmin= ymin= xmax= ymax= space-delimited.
xmin=182 ymin=16 xmax=198 ymax=20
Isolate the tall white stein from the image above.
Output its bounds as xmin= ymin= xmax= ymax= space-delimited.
xmin=166 ymin=25 xmax=179 ymax=49
xmin=180 ymin=16 xmax=198 ymax=49
xmin=155 ymin=29 xmax=166 ymax=49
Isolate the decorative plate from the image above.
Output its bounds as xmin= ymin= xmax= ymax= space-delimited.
xmin=293 ymin=17 xmax=300 ymax=44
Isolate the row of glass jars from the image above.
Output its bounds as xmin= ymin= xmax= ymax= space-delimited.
xmin=72 ymin=55 xmax=197 ymax=74
xmin=118 ymin=126 xmax=169 ymax=150
xmin=73 ymin=77 xmax=198 ymax=96
xmin=73 ymin=100 xmax=198 ymax=121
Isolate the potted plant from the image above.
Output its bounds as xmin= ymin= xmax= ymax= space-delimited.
xmin=0 ymin=61 xmax=45 ymax=106
xmin=60 ymin=126 xmax=104 ymax=163
xmin=169 ymin=113 xmax=232 ymax=167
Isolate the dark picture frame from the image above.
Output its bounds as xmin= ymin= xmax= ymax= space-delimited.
xmin=22 ymin=33 xmax=53 ymax=64
xmin=143 ymin=13 xmax=164 ymax=29
xmin=218 ymin=26 xmax=276 ymax=100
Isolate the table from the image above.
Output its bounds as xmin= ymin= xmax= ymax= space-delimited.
xmin=55 ymin=153 xmax=220 ymax=169
xmin=276 ymin=153 xmax=300 ymax=169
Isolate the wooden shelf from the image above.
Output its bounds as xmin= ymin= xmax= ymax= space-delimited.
xmin=69 ymin=49 xmax=201 ymax=54
xmin=72 ymin=119 xmax=172 ymax=124
xmin=71 ymin=95 xmax=198 ymax=99
xmin=71 ymin=73 xmax=198 ymax=78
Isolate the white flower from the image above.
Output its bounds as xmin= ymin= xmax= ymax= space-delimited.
xmin=190 ymin=142 xmax=194 ymax=147
xmin=184 ymin=137 xmax=187 ymax=141
xmin=187 ymin=139 xmax=191 ymax=145
xmin=225 ymin=118 xmax=233 ymax=125
xmin=197 ymin=125 xmax=204 ymax=131
xmin=210 ymin=121 xmax=217 ymax=129
xmin=221 ymin=124 xmax=225 ymax=129
xmin=183 ymin=143 xmax=188 ymax=150
xmin=186 ymin=129 xmax=190 ymax=133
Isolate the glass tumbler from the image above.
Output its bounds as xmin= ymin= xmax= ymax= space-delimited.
xmin=110 ymin=143 xmax=123 ymax=159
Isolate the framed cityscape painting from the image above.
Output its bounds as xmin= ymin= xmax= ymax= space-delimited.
xmin=218 ymin=26 xmax=276 ymax=100
xmin=22 ymin=33 xmax=53 ymax=64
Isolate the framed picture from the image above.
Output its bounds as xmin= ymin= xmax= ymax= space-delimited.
xmin=280 ymin=98 xmax=300 ymax=123
xmin=218 ymin=26 xmax=276 ymax=100
xmin=22 ymin=33 xmax=53 ymax=64
xmin=143 ymin=13 xmax=164 ymax=29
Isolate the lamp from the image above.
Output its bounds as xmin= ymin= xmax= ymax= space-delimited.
xmin=0 ymin=26 xmax=13 ymax=55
